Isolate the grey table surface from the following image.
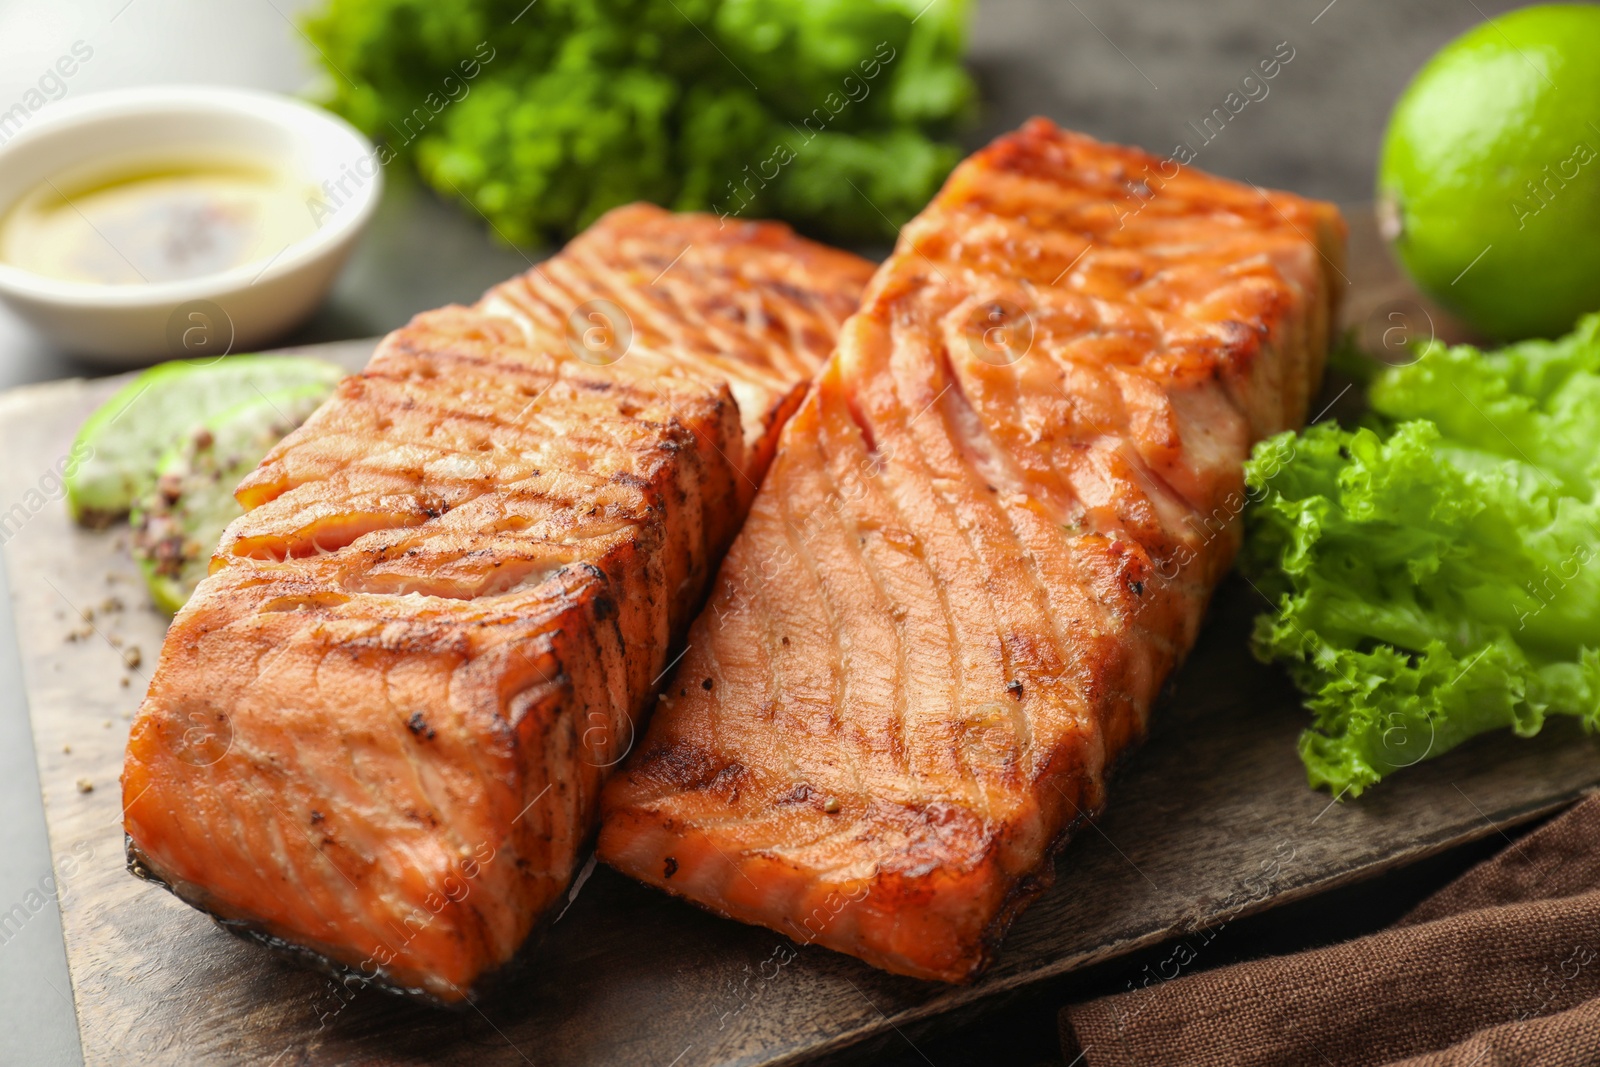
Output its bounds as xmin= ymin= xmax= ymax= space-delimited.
xmin=0 ymin=1 xmax=1528 ymax=1064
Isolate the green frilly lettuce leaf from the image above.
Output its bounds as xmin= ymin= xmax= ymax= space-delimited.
xmin=1243 ymin=314 xmax=1600 ymax=794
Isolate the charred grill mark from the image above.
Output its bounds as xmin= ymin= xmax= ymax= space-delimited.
xmin=611 ymin=472 xmax=650 ymax=492
xmin=775 ymin=782 xmax=814 ymax=805
xmin=626 ymin=743 xmax=747 ymax=797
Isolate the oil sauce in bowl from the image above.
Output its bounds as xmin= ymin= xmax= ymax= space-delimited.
xmin=0 ymin=86 xmax=382 ymax=363
xmin=0 ymin=155 xmax=319 ymax=286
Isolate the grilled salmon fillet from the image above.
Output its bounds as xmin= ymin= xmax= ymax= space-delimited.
xmin=122 ymin=203 xmax=873 ymax=1003
xmin=598 ymin=120 xmax=1347 ymax=982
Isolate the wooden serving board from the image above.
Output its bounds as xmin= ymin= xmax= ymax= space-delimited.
xmin=5 ymin=210 xmax=1597 ymax=1067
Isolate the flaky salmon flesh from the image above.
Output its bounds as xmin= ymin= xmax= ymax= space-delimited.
xmin=122 ymin=204 xmax=874 ymax=1003
xmin=599 ymin=120 xmax=1347 ymax=983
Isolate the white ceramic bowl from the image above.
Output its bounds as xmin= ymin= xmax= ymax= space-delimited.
xmin=0 ymin=86 xmax=381 ymax=366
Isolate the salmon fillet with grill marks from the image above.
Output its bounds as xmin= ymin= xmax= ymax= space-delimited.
xmin=121 ymin=203 xmax=873 ymax=1003
xmin=598 ymin=121 xmax=1347 ymax=982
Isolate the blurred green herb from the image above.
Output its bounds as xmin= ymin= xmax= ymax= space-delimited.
xmin=303 ymin=0 xmax=975 ymax=244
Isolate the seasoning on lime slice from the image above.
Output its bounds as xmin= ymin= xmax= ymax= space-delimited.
xmin=65 ymin=356 xmax=342 ymax=527
xmin=130 ymin=382 xmax=333 ymax=613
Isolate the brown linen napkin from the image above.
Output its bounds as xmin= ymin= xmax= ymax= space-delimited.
xmin=1060 ymin=793 xmax=1600 ymax=1067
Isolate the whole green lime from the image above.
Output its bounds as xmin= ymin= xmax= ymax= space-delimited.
xmin=1378 ymin=4 xmax=1600 ymax=340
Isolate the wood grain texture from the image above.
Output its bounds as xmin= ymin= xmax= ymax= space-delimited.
xmin=3 ymin=213 xmax=1597 ymax=1067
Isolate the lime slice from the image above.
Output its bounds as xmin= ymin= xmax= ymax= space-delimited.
xmin=66 ymin=356 xmax=343 ymax=527
xmin=130 ymin=381 xmax=334 ymax=613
